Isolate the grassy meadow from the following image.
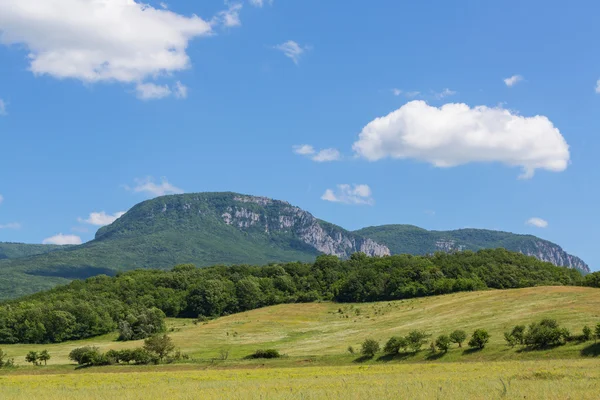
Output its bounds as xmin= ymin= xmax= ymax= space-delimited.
xmin=1 ymin=286 xmax=600 ymax=399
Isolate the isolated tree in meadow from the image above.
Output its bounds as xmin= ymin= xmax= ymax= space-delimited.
xmin=595 ymin=323 xmax=600 ymax=343
xmin=449 ymin=330 xmax=467 ymax=348
xmin=25 ymin=351 xmax=39 ymax=366
xmin=144 ymin=334 xmax=175 ymax=362
xmin=384 ymin=336 xmax=407 ymax=355
xmin=468 ymin=329 xmax=490 ymax=349
xmin=361 ymin=338 xmax=380 ymax=358
xmin=435 ymin=335 xmax=451 ymax=353
xmin=38 ymin=350 xmax=51 ymax=366
xmin=582 ymin=326 xmax=593 ymax=341
xmin=406 ymin=330 xmax=429 ymax=352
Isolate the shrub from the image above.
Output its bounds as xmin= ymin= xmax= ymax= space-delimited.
xmin=247 ymin=349 xmax=281 ymax=359
xmin=347 ymin=346 xmax=355 ymax=354
xmin=468 ymin=329 xmax=490 ymax=349
xmin=39 ymin=350 xmax=51 ymax=366
xmin=595 ymin=323 xmax=600 ymax=343
xmin=435 ymin=335 xmax=451 ymax=353
xmin=131 ymin=348 xmax=157 ymax=365
xmin=361 ymin=339 xmax=380 ymax=357
xmin=406 ymin=330 xmax=429 ymax=352
xmin=0 ymin=349 xmax=14 ymax=368
xmin=69 ymin=346 xmax=101 ymax=365
xmin=510 ymin=325 xmax=526 ymax=345
xmin=383 ymin=336 xmax=407 ymax=355
xmin=504 ymin=332 xmax=518 ymax=347
xmin=582 ymin=326 xmax=593 ymax=341
xmin=143 ymin=334 xmax=175 ymax=361
xmin=449 ymin=330 xmax=467 ymax=348
xmin=25 ymin=351 xmax=39 ymax=366
xmin=524 ymin=319 xmax=569 ymax=349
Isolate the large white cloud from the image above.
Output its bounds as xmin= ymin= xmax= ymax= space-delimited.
xmin=79 ymin=211 xmax=126 ymax=226
xmin=43 ymin=233 xmax=82 ymax=245
xmin=321 ymin=184 xmax=374 ymax=205
xmin=352 ymin=101 xmax=570 ymax=179
xmin=0 ymin=0 xmax=216 ymax=86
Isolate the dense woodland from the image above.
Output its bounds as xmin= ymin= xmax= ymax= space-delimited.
xmin=0 ymin=249 xmax=590 ymax=345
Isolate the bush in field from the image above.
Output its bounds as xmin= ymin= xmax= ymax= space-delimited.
xmin=596 ymin=323 xmax=600 ymax=343
xmin=524 ymin=319 xmax=569 ymax=349
xmin=406 ymin=330 xmax=429 ymax=352
xmin=143 ymin=334 xmax=175 ymax=362
xmin=347 ymin=346 xmax=355 ymax=354
xmin=504 ymin=332 xmax=518 ymax=347
xmin=69 ymin=346 xmax=101 ymax=365
xmin=0 ymin=348 xmax=14 ymax=368
xmin=39 ymin=350 xmax=51 ymax=366
xmin=468 ymin=329 xmax=490 ymax=349
xmin=247 ymin=349 xmax=281 ymax=359
xmin=361 ymin=339 xmax=380 ymax=357
xmin=449 ymin=330 xmax=467 ymax=348
xmin=25 ymin=351 xmax=39 ymax=366
xmin=582 ymin=326 xmax=593 ymax=341
xmin=435 ymin=335 xmax=451 ymax=353
xmin=384 ymin=336 xmax=407 ymax=355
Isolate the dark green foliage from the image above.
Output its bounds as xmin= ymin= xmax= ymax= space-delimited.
xmin=435 ymin=335 xmax=451 ymax=353
xmin=143 ymin=334 xmax=175 ymax=361
xmin=0 ymin=248 xmax=585 ymax=344
xmin=406 ymin=330 xmax=430 ymax=352
xmin=0 ymin=242 xmax=69 ymax=260
xmin=347 ymin=346 xmax=355 ymax=354
xmin=361 ymin=339 xmax=380 ymax=357
xmin=69 ymin=346 xmax=101 ymax=365
xmin=356 ymin=225 xmax=589 ymax=274
xmin=449 ymin=330 xmax=467 ymax=348
xmin=582 ymin=326 xmax=593 ymax=341
xmin=25 ymin=351 xmax=38 ymax=366
xmin=583 ymin=272 xmax=600 ymax=288
xmin=595 ymin=323 xmax=600 ymax=343
xmin=504 ymin=325 xmax=526 ymax=347
xmin=247 ymin=349 xmax=281 ymax=359
xmin=504 ymin=332 xmax=518 ymax=347
xmin=524 ymin=319 xmax=569 ymax=349
xmin=383 ymin=336 xmax=407 ymax=355
xmin=468 ymin=329 xmax=490 ymax=349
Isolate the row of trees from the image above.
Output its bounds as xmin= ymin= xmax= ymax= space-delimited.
xmin=504 ymin=320 xmax=600 ymax=349
xmin=359 ymin=329 xmax=491 ymax=357
xmin=0 ymin=249 xmax=585 ymax=344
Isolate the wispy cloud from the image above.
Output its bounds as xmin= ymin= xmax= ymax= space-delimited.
xmin=0 ymin=222 xmax=21 ymax=229
xmin=174 ymin=81 xmax=188 ymax=99
xmin=596 ymin=79 xmax=600 ymax=94
xmin=43 ymin=234 xmax=82 ymax=245
xmin=214 ymin=2 xmax=243 ymax=28
xmin=321 ymin=184 xmax=374 ymax=205
xmin=78 ymin=211 xmax=126 ymax=227
xmin=0 ymin=99 xmax=7 ymax=116
xmin=125 ymin=177 xmax=184 ymax=197
xmin=504 ymin=75 xmax=523 ymax=87
xmin=293 ymin=145 xmax=341 ymax=162
xmin=526 ymin=217 xmax=548 ymax=228
xmin=274 ymin=41 xmax=310 ymax=64
xmin=0 ymin=194 xmax=3 ymax=205
xmin=434 ymin=88 xmax=457 ymax=99
xmin=249 ymin=0 xmax=273 ymax=6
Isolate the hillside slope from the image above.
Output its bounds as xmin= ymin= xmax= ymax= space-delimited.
xmin=355 ymin=225 xmax=590 ymax=274
xmin=0 ymin=242 xmax=68 ymax=260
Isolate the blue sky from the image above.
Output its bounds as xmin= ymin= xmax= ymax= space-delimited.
xmin=0 ymin=0 xmax=598 ymax=270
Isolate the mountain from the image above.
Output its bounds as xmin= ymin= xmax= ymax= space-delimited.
xmin=0 ymin=192 xmax=389 ymax=299
xmin=355 ymin=225 xmax=590 ymax=274
xmin=0 ymin=192 xmax=589 ymax=300
xmin=0 ymin=242 xmax=68 ymax=260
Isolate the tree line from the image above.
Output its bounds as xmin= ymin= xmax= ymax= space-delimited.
xmin=0 ymin=249 xmax=585 ymax=344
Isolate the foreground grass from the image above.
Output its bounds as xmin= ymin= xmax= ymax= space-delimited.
xmin=3 ymin=286 xmax=600 ymax=365
xmin=1 ymin=359 xmax=599 ymax=399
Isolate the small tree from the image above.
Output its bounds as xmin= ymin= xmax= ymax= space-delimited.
xmin=449 ymin=330 xmax=467 ymax=348
xmin=143 ymin=334 xmax=175 ymax=362
xmin=406 ymin=330 xmax=429 ymax=352
xmin=25 ymin=351 xmax=39 ymax=366
xmin=435 ymin=335 xmax=451 ymax=353
xmin=582 ymin=326 xmax=593 ymax=341
xmin=361 ymin=338 xmax=380 ymax=357
xmin=0 ymin=348 xmax=14 ymax=369
xmin=383 ymin=336 xmax=407 ymax=355
xmin=69 ymin=346 xmax=101 ymax=366
xmin=468 ymin=329 xmax=490 ymax=349
xmin=510 ymin=325 xmax=526 ymax=345
xmin=595 ymin=323 xmax=600 ymax=343
xmin=347 ymin=346 xmax=355 ymax=355
xmin=39 ymin=350 xmax=51 ymax=366
xmin=504 ymin=332 xmax=518 ymax=348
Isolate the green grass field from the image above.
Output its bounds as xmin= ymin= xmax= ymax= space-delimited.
xmin=2 ymin=286 xmax=600 ymax=399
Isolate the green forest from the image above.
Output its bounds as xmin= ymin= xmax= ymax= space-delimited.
xmin=0 ymin=248 xmax=591 ymax=345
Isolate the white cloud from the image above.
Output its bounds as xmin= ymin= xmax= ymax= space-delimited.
xmin=293 ymin=144 xmax=315 ymax=155
xmin=274 ymin=41 xmax=309 ymax=64
xmin=214 ymin=2 xmax=243 ymax=28
xmin=174 ymin=81 xmax=188 ymax=99
xmin=392 ymin=88 xmax=402 ymax=96
xmin=125 ymin=177 xmax=184 ymax=197
xmin=504 ymin=75 xmax=524 ymax=87
xmin=293 ymin=145 xmax=341 ymax=162
xmin=312 ymin=148 xmax=341 ymax=162
xmin=159 ymin=2 xmax=168 ymax=9
xmin=136 ymin=82 xmax=172 ymax=100
xmin=0 ymin=0 xmax=226 ymax=94
xmin=0 ymin=99 xmax=7 ymax=116
xmin=0 ymin=194 xmax=3 ymax=205
xmin=352 ymin=100 xmax=570 ymax=179
xmin=434 ymin=88 xmax=456 ymax=99
xmin=596 ymin=79 xmax=600 ymax=94
xmin=249 ymin=0 xmax=272 ymax=6
xmin=78 ymin=211 xmax=126 ymax=226
xmin=526 ymin=217 xmax=548 ymax=228
xmin=0 ymin=222 xmax=21 ymax=229
xmin=321 ymin=184 xmax=374 ymax=205
xmin=43 ymin=233 xmax=82 ymax=245
xmin=405 ymin=91 xmax=420 ymax=98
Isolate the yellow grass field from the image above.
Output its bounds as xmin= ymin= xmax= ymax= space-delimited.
xmin=1 ymin=359 xmax=600 ymax=400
